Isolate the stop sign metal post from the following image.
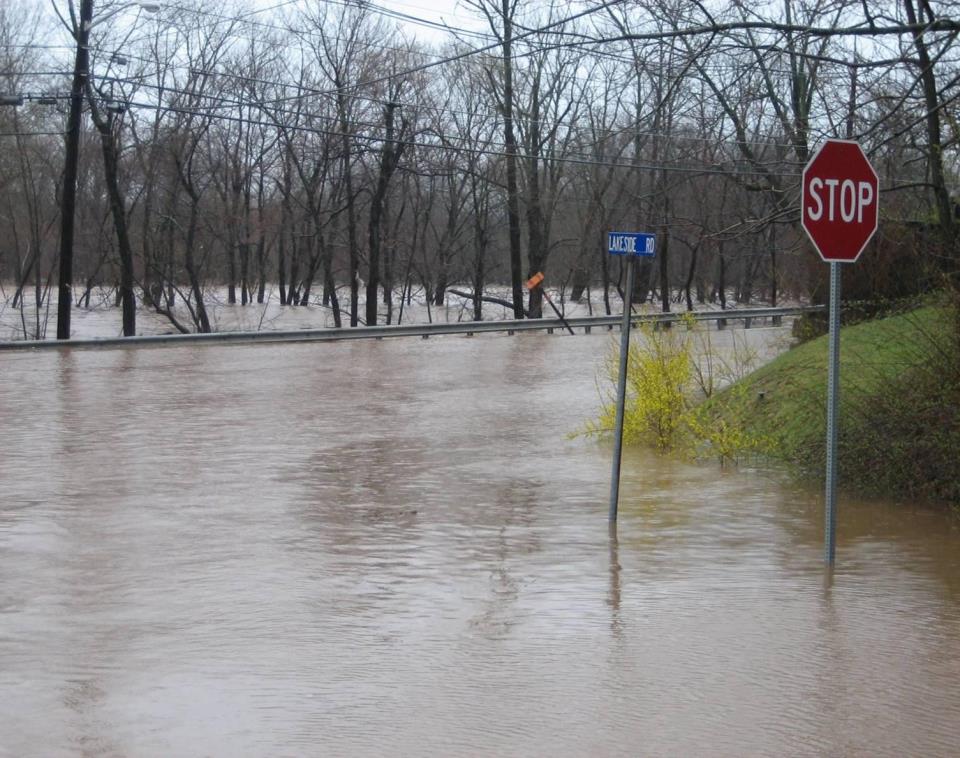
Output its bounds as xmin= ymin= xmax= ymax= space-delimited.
xmin=801 ymin=139 xmax=879 ymax=564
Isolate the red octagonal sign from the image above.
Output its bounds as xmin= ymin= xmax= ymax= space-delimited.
xmin=802 ymin=139 xmax=879 ymax=263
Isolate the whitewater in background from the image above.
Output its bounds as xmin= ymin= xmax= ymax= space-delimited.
xmin=0 ymin=283 xmax=794 ymax=341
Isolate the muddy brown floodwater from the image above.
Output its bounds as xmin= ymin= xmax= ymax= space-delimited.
xmin=1 ymin=328 xmax=959 ymax=757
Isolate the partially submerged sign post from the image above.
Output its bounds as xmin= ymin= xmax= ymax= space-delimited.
xmin=801 ymin=139 xmax=879 ymax=564
xmin=525 ymin=272 xmax=575 ymax=335
xmin=608 ymin=232 xmax=656 ymax=525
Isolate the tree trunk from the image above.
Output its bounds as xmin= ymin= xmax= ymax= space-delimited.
xmin=683 ymin=241 xmax=699 ymax=312
xmin=256 ymin=175 xmax=266 ymax=304
xmin=96 ymin=125 xmax=136 ymax=336
xmin=185 ymin=200 xmax=211 ymax=333
xmin=336 ymin=88 xmax=361 ymax=327
xmin=367 ymin=101 xmax=402 ymax=326
xmin=226 ymin=157 xmax=238 ymax=305
xmin=525 ymin=114 xmax=546 ymax=318
xmin=659 ymin=224 xmax=671 ymax=315
xmin=240 ymin=194 xmax=251 ymax=305
xmin=500 ymin=0 xmax=525 ymax=319
xmin=601 ymin=229 xmax=612 ymax=315
xmin=903 ymin=0 xmax=955 ymax=250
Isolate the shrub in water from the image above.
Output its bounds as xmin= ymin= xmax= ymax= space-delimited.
xmin=580 ymin=316 xmax=769 ymax=464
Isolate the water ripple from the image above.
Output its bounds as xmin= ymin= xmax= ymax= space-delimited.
xmin=1 ymin=333 xmax=959 ymax=756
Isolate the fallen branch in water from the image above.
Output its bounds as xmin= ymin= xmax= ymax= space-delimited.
xmin=447 ymin=289 xmax=530 ymax=318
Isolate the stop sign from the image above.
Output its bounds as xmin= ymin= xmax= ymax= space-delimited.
xmin=801 ymin=139 xmax=879 ymax=263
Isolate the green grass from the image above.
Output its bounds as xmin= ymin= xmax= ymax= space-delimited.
xmin=725 ymin=305 xmax=940 ymax=450
xmin=701 ymin=302 xmax=960 ymax=504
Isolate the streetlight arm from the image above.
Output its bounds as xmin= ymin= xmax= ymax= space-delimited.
xmin=83 ymin=1 xmax=159 ymax=31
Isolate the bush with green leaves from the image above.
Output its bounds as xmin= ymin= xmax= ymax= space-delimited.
xmin=580 ymin=316 xmax=769 ymax=465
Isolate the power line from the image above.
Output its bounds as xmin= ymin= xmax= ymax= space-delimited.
xmin=162 ymin=0 xmax=495 ymax=43
xmin=140 ymin=0 xmax=482 ymax=66
xmin=0 ymin=131 xmax=65 ymax=137
xmin=120 ymin=95 xmax=802 ymax=177
xmin=9 ymin=39 xmax=831 ymax=135
xmin=3 ymin=5 xmax=946 ymax=165
xmin=1 ymin=43 xmax=932 ymax=157
xmin=267 ymin=0 xmax=636 ymax=101
xmin=112 ymin=3 xmax=628 ymax=105
xmin=322 ymin=0 xmax=493 ymax=41
xmin=0 ymin=71 xmax=72 ymax=77
xmin=94 ymin=69 xmax=806 ymax=154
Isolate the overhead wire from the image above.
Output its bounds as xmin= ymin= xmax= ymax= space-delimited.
xmin=131 ymin=0 xmax=488 ymax=65
xmin=93 ymin=68 xmax=808 ymax=154
xmin=1 ymin=48 xmax=908 ymax=160
xmin=99 ymin=57 xmax=949 ymax=171
xmin=0 ymin=131 xmax=65 ymax=137
xmin=4 ymin=18 xmax=793 ymax=150
xmin=259 ymin=0 xmax=638 ymax=101
xmin=1 ymin=1 xmax=949 ymax=182
xmin=117 ymin=94 xmax=802 ymax=177
xmin=1 ymin=51 xmax=940 ymax=164
xmin=2 ymin=38 xmax=871 ymax=148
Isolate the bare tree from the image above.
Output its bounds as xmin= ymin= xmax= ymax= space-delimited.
xmin=465 ymin=0 xmax=526 ymax=319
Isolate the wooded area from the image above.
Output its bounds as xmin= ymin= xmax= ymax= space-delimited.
xmin=1 ymin=0 xmax=957 ymax=338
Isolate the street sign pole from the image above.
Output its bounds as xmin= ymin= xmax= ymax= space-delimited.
xmin=800 ymin=139 xmax=878 ymax=565
xmin=824 ymin=261 xmax=841 ymax=564
xmin=606 ymin=231 xmax=655 ymax=525
xmin=609 ymin=254 xmax=635 ymax=524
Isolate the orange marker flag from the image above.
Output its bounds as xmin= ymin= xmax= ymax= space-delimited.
xmin=523 ymin=271 xmax=574 ymax=335
xmin=525 ymin=272 xmax=545 ymax=290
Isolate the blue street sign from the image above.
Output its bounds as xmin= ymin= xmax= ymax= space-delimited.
xmin=608 ymin=231 xmax=655 ymax=257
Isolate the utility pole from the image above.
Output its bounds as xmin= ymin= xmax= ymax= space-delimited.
xmin=500 ymin=0 xmax=525 ymax=320
xmin=57 ymin=0 xmax=94 ymax=340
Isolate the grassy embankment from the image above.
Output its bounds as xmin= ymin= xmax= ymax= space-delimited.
xmin=701 ymin=300 xmax=960 ymax=505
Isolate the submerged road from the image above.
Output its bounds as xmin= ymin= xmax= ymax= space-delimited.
xmin=1 ymin=326 xmax=959 ymax=755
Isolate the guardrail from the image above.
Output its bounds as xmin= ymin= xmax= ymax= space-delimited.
xmin=0 ymin=305 xmax=824 ymax=352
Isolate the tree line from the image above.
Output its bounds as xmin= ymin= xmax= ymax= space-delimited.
xmin=1 ymin=0 xmax=957 ymax=338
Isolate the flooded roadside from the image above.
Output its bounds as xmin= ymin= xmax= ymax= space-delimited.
xmin=1 ymin=327 xmax=958 ymax=756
